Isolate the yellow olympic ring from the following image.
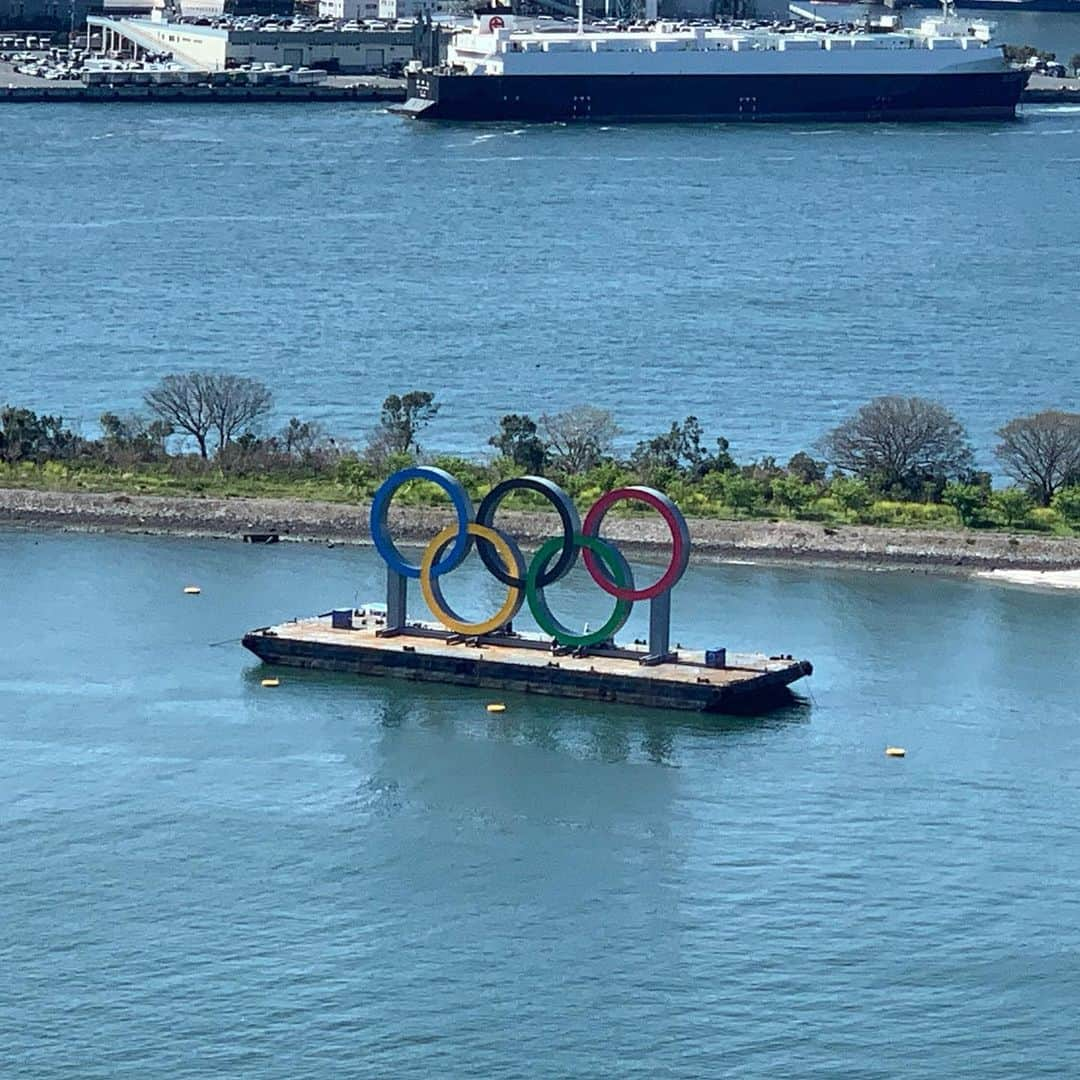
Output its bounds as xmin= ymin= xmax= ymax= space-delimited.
xmin=419 ymin=523 xmax=525 ymax=636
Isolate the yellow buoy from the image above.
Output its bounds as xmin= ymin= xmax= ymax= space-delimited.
xmin=885 ymin=746 xmax=906 ymax=758
xmin=486 ymin=703 xmax=506 ymax=713
xmin=183 ymin=585 xmax=201 ymax=595
xmin=261 ymin=678 xmax=280 ymax=688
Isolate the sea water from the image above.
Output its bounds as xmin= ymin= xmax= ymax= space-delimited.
xmin=2 ymin=530 xmax=1080 ymax=1076
xmin=1 ymin=102 xmax=1078 ymax=468
xmin=4 ymin=92 xmax=1080 ymax=1075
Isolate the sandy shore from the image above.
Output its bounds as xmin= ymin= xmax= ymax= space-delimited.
xmin=5 ymin=486 xmax=1080 ymax=575
xmin=976 ymin=568 xmax=1080 ymax=590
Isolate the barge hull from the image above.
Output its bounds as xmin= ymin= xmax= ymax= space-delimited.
xmin=401 ymin=70 xmax=1027 ymax=122
xmin=243 ymin=620 xmax=812 ymax=714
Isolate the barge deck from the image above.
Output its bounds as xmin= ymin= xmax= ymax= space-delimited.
xmin=242 ymin=612 xmax=813 ymax=714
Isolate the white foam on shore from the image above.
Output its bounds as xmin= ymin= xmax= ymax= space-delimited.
xmin=976 ymin=568 xmax=1080 ymax=591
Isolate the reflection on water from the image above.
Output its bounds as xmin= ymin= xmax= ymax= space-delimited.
xmin=323 ymin=669 xmax=808 ymax=766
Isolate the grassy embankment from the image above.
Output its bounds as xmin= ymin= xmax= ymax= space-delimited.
xmin=2 ymin=456 xmax=1076 ymax=538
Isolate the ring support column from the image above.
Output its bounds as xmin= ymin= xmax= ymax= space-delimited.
xmin=644 ymin=591 xmax=674 ymax=665
xmin=381 ymin=567 xmax=407 ymax=637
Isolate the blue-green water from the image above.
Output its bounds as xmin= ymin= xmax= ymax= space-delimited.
xmin=2 ymin=102 xmax=1080 ymax=466
xmin=5 ymin=93 xmax=1080 ymax=1073
xmin=4 ymin=530 xmax=1080 ymax=1076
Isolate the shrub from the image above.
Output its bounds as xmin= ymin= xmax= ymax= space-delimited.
xmin=335 ymin=457 xmax=376 ymax=496
xmin=1028 ymin=507 xmax=1061 ymax=532
xmin=990 ymin=488 xmax=1034 ymax=529
xmin=1051 ymin=485 xmax=1080 ymax=525
xmin=771 ymin=475 xmax=816 ymax=516
xmin=427 ymin=455 xmax=488 ymax=499
xmin=942 ymin=482 xmax=988 ymax=527
xmin=859 ymin=500 xmax=956 ymax=527
xmin=828 ymin=477 xmax=873 ymax=518
xmin=719 ymin=473 xmax=766 ymax=516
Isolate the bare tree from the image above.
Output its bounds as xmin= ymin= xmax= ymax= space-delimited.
xmin=995 ymin=410 xmax=1080 ymax=507
xmin=280 ymin=417 xmax=330 ymax=458
xmin=144 ymin=372 xmax=271 ymax=459
xmin=819 ymin=396 xmax=973 ymax=497
xmin=540 ymin=405 xmax=619 ymax=475
xmin=206 ymin=374 xmax=272 ymax=454
xmin=144 ymin=373 xmax=215 ymax=459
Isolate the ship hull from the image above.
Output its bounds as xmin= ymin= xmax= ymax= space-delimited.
xmin=401 ymin=70 xmax=1027 ymax=122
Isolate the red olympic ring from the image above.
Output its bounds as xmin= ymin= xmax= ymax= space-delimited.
xmin=581 ymin=486 xmax=690 ymax=602
xmin=488 ymin=14 xmax=505 ymax=30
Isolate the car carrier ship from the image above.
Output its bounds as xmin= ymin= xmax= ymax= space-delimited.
xmin=396 ymin=1 xmax=1027 ymax=123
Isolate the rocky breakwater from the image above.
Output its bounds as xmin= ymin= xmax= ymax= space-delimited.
xmin=4 ymin=487 xmax=1080 ymax=573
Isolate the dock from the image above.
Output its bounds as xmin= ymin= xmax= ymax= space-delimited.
xmin=0 ymin=80 xmax=406 ymax=104
xmin=242 ymin=612 xmax=813 ymax=714
xmin=1022 ymin=74 xmax=1080 ymax=105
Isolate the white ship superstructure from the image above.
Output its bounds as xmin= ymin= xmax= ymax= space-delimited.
xmin=448 ymin=13 xmax=1001 ymax=80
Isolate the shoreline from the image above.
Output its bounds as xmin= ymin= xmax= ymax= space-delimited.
xmin=5 ymin=487 xmax=1080 ymax=577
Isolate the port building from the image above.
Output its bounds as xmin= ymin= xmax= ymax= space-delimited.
xmin=87 ymin=13 xmax=418 ymax=71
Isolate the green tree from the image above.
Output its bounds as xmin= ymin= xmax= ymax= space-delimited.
xmin=1003 ymin=44 xmax=1055 ymax=65
xmin=488 ymin=414 xmax=547 ymax=472
xmin=828 ymin=477 xmax=873 ymax=517
xmin=942 ymin=481 xmax=987 ymax=527
xmin=99 ymin=411 xmax=173 ymax=463
xmin=1052 ymin=485 xmax=1080 ymax=526
xmin=787 ymin=451 xmax=827 ymax=485
xmin=630 ymin=416 xmax=734 ymax=480
xmin=990 ymin=488 xmax=1034 ymax=529
xmin=721 ymin=473 xmax=764 ymax=516
xmin=0 ymin=406 xmax=77 ymax=464
xmin=631 ymin=419 xmax=692 ymax=477
xmin=376 ymin=390 xmax=440 ymax=456
xmin=771 ymin=475 xmax=816 ymax=516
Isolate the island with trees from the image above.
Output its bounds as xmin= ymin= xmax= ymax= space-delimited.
xmin=4 ymin=374 xmax=1080 ymax=570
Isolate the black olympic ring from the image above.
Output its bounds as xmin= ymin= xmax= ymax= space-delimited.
xmin=475 ymin=476 xmax=582 ymax=590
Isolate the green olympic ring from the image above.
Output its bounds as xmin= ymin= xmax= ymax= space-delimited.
xmin=525 ymin=533 xmax=634 ymax=649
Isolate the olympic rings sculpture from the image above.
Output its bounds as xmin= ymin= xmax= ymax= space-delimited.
xmin=370 ymin=466 xmax=690 ymax=648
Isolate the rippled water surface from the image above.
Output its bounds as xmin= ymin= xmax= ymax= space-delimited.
xmin=4 ymin=92 xmax=1080 ymax=1074
xmin=3 ymin=531 xmax=1080 ymax=1076
xmin=1 ymin=102 xmax=1079 ymax=465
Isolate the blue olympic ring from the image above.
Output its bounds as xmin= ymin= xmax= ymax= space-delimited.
xmin=369 ymin=465 xmax=474 ymax=579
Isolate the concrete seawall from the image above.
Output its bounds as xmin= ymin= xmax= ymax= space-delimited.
xmin=1023 ymin=74 xmax=1080 ymax=104
xmin=0 ymin=82 xmax=406 ymax=103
